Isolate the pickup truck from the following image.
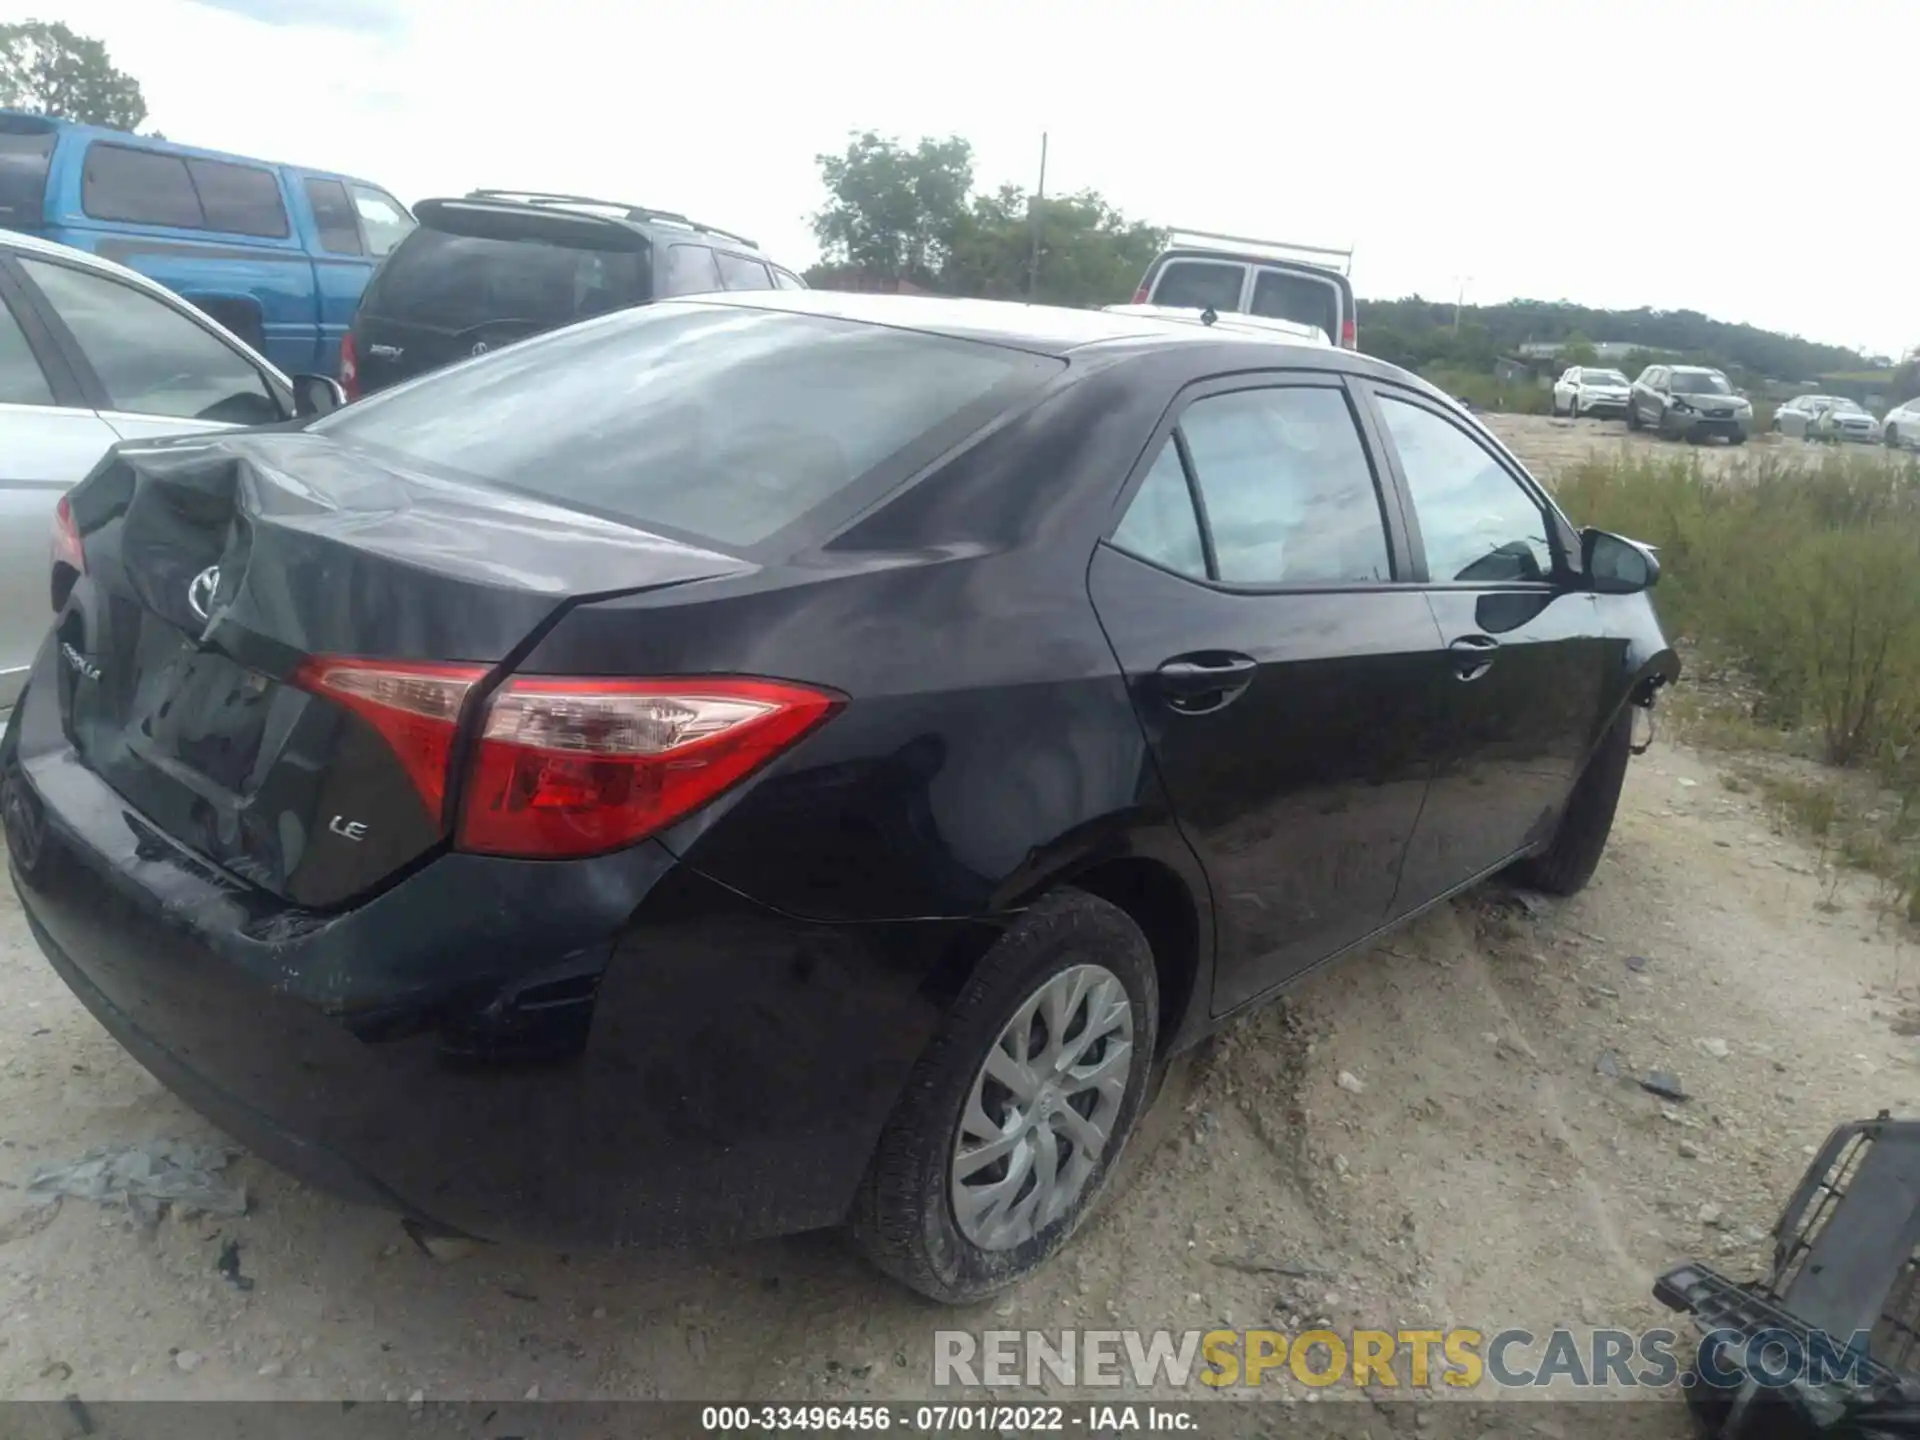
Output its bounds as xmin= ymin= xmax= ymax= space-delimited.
xmin=0 ymin=109 xmax=413 ymax=380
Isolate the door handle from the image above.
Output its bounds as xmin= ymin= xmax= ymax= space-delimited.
xmin=1155 ymin=653 xmax=1257 ymax=713
xmin=1448 ymin=634 xmax=1499 ymax=682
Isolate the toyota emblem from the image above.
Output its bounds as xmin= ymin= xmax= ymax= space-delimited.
xmin=470 ymin=340 xmax=491 ymax=357
xmin=187 ymin=565 xmax=220 ymax=622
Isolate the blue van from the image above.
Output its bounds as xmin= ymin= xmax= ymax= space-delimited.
xmin=0 ymin=110 xmax=414 ymax=379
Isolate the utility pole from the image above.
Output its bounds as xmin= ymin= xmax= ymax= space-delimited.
xmin=1453 ymin=275 xmax=1471 ymax=334
xmin=1027 ymin=132 xmax=1048 ymax=301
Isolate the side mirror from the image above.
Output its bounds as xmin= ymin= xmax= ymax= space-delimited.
xmin=1582 ymin=528 xmax=1660 ymax=594
xmin=292 ymin=374 xmax=347 ymax=418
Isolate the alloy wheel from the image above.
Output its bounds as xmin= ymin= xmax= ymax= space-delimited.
xmin=949 ymin=962 xmax=1134 ymax=1251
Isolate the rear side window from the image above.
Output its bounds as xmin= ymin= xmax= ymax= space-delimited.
xmin=1151 ymin=260 xmax=1244 ymax=312
xmin=1250 ymin=269 xmax=1339 ymax=342
xmin=660 ymin=244 xmax=722 ymax=297
xmin=349 ymin=185 xmax=413 ymax=256
xmin=317 ymin=304 xmax=1060 ymax=548
xmin=304 ymin=178 xmax=364 ymax=255
xmin=0 ymin=122 xmax=55 ymax=226
xmin=772 ymin=268 xmax=806 ymax=291
xmin=715 ymin=252 xmax=772 ymax=290
xmin=0 ymin=295 xmax=55 ymax=406
xmin=360 ymin=227 xmax=647 ymax=331
xmin=186 ymin=158 xmax=289 ymax=238
xmin=1111 ymin=443 xmax=1205 ymax=578
xmin=18 ymin=257 xmax=283 ymax=425
xmin=82 ymin=145 xmax=202 ymax=229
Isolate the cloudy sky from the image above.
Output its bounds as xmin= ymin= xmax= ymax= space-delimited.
xmin=12 ymin=0 xmax=1915 ymax=357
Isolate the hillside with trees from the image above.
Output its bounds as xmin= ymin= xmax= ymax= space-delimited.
xmin=1357 ymin=297 xmax=1877 ymax=384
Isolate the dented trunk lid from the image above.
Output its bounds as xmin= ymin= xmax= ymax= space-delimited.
xmin=54 ymin=430 xmax=750 ymax=908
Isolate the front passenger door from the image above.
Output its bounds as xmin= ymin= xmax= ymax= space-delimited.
xmin=1365 ymin=387 xmax=1609 ymax=910
xmin=1088 ymin=378 xmax=1447 ymax=1013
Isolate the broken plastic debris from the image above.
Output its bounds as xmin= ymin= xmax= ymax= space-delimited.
xmin=25 ymin=1138 xmax=245 ymax=1226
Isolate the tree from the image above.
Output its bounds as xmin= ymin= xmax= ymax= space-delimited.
xmin=1 ymin=20 xmax=147 ymax=131
xmin=942 ymin=185 xmax=1163 ymax=308
xmin=1560 ymin=330 xmax=1599 ymax=367
xmin=1892 ymin=349 xmax=1920 ymax=405
xmin=811 ymin=132 xmax=974 ymax=288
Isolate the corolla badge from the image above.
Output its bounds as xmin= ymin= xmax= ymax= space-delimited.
xmin=187 ymin=565 xmax=220 ymax=622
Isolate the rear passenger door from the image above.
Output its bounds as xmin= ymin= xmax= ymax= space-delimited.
xmin=1359 ymin=384 xmax=1608 ymax=909
xmin=1088 ymin=376 xmax=1448 ymax=1013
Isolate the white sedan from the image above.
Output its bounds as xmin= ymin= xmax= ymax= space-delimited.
xmin=1552 ymin=366 xmax=1632 ymax=418
xmin=1883 ymin=397 xmax=1920 ymax=450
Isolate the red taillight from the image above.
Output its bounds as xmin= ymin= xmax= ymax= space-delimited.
xmin=1131 ymin=285 xmax=1150 ymax=304
xmin=456 ymin=677 xmax=839 ymax=859
xmin=1341 ymin=318 xmax=1357 ymax=349
xmin=339 ymin=332 xmax=361 ymax=401
xmin=294 ymin=658 xmax=485 ymax=819
xmin=52 ymin=494 xmax=85 ymax=588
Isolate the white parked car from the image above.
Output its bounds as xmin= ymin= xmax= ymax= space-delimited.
xmin=0 ymin=232 xmax=342 ymax=710
xmin=1882 ymin=396 xmax=1920 ymax=450
xmin=1551 ymin=366 xmax=1632 ymax=418
xmin=1772 ymin=394 xmax=1847 ymax=437
xmin=1807 ymin=398 xmax=1882 ymax=445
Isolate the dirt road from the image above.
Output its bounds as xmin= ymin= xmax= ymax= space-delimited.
xmin=4 ymin=736 xmax=1916 ymax=1417
xmin=1481 ymin=410 xmax=1901 ymax=484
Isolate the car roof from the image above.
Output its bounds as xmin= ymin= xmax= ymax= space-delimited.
xmin=415 ymin=190 xmax=770 ymax=256
xmin=1101 ymin=303 xmax=1330 ymax=346
xmin=690 ymin=290 xmax=1352 ymax=361
xmin=0 ymin=229 xmax=291 ymax=382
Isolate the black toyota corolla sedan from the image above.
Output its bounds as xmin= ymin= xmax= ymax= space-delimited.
xmin=2 ymin=292 xmax=1676 ymax=1302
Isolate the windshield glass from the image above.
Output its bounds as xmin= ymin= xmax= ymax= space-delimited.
xmin=1584 ymin=371 xmax=1628 ymax=386
xmin=315 ymin=303 xmax=1060 ymax=548
xmin=1830 ymin=400 xmax=1867 ymax=415
xmin=1670 ymin=370 xmax=1733 ymax=395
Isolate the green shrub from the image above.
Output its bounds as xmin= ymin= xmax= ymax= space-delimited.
xmin=1555 ymin=450 xmax=1920 ymax=769
xmin=1421 ymin=366 xmax=1554 ymax=416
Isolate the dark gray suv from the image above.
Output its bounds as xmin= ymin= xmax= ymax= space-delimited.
xmin=343 ymin=190 xmax=805 ymax=397
xmin=1626 ymin=364 xmax=1753 ymax=444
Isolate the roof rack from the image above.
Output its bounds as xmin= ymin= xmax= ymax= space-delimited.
xmin=463 ymin=190 xmax=759 ymax=251
xmin=1165 ymin=227 xmax=1354 ymax=275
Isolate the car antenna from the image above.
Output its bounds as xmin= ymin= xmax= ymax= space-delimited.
xmin=1200 ymin=306 xmax=1218 ymax=327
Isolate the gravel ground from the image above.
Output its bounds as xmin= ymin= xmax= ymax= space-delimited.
xmin=4 ymin=741 xmax=1916 ymax=1419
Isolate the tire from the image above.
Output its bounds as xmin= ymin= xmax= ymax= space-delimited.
xmin=1626 ymin=401 xmax=1642 ymax=431
xmin=1888 ymin=423 xmax=1902 ymax=449
xmin=1728 ymin=432 xmax=1747 ymax=446
xmin=1511 ymin=706 xmax=1632 ymax=896
xmin=849 ymin=889 xmax=1159 ymax=1303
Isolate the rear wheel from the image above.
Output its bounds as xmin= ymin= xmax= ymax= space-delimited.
xmin=1511 ymin=706 xmax=1633 ymax=896
xmin=1626 ymin=401 xmax=1642 ymax=431
xmin=849 ymin=889 xmax=1158 ymax=1303
xmin=1888 ymin=423 xmax=1902 ymax=449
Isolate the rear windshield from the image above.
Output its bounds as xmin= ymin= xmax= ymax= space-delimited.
xmin=0 ymin=122 xmax=55 ymax=226
xmin=1248 ymin=268 xmax=1341 ymax=340
xmin=1151 ymin=260 xmax=1245 ymax=312
xmin=360 ymin=225 xmax=648 ymax=332
xmin=314 ymin=303 xmax=1061 ymax=547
